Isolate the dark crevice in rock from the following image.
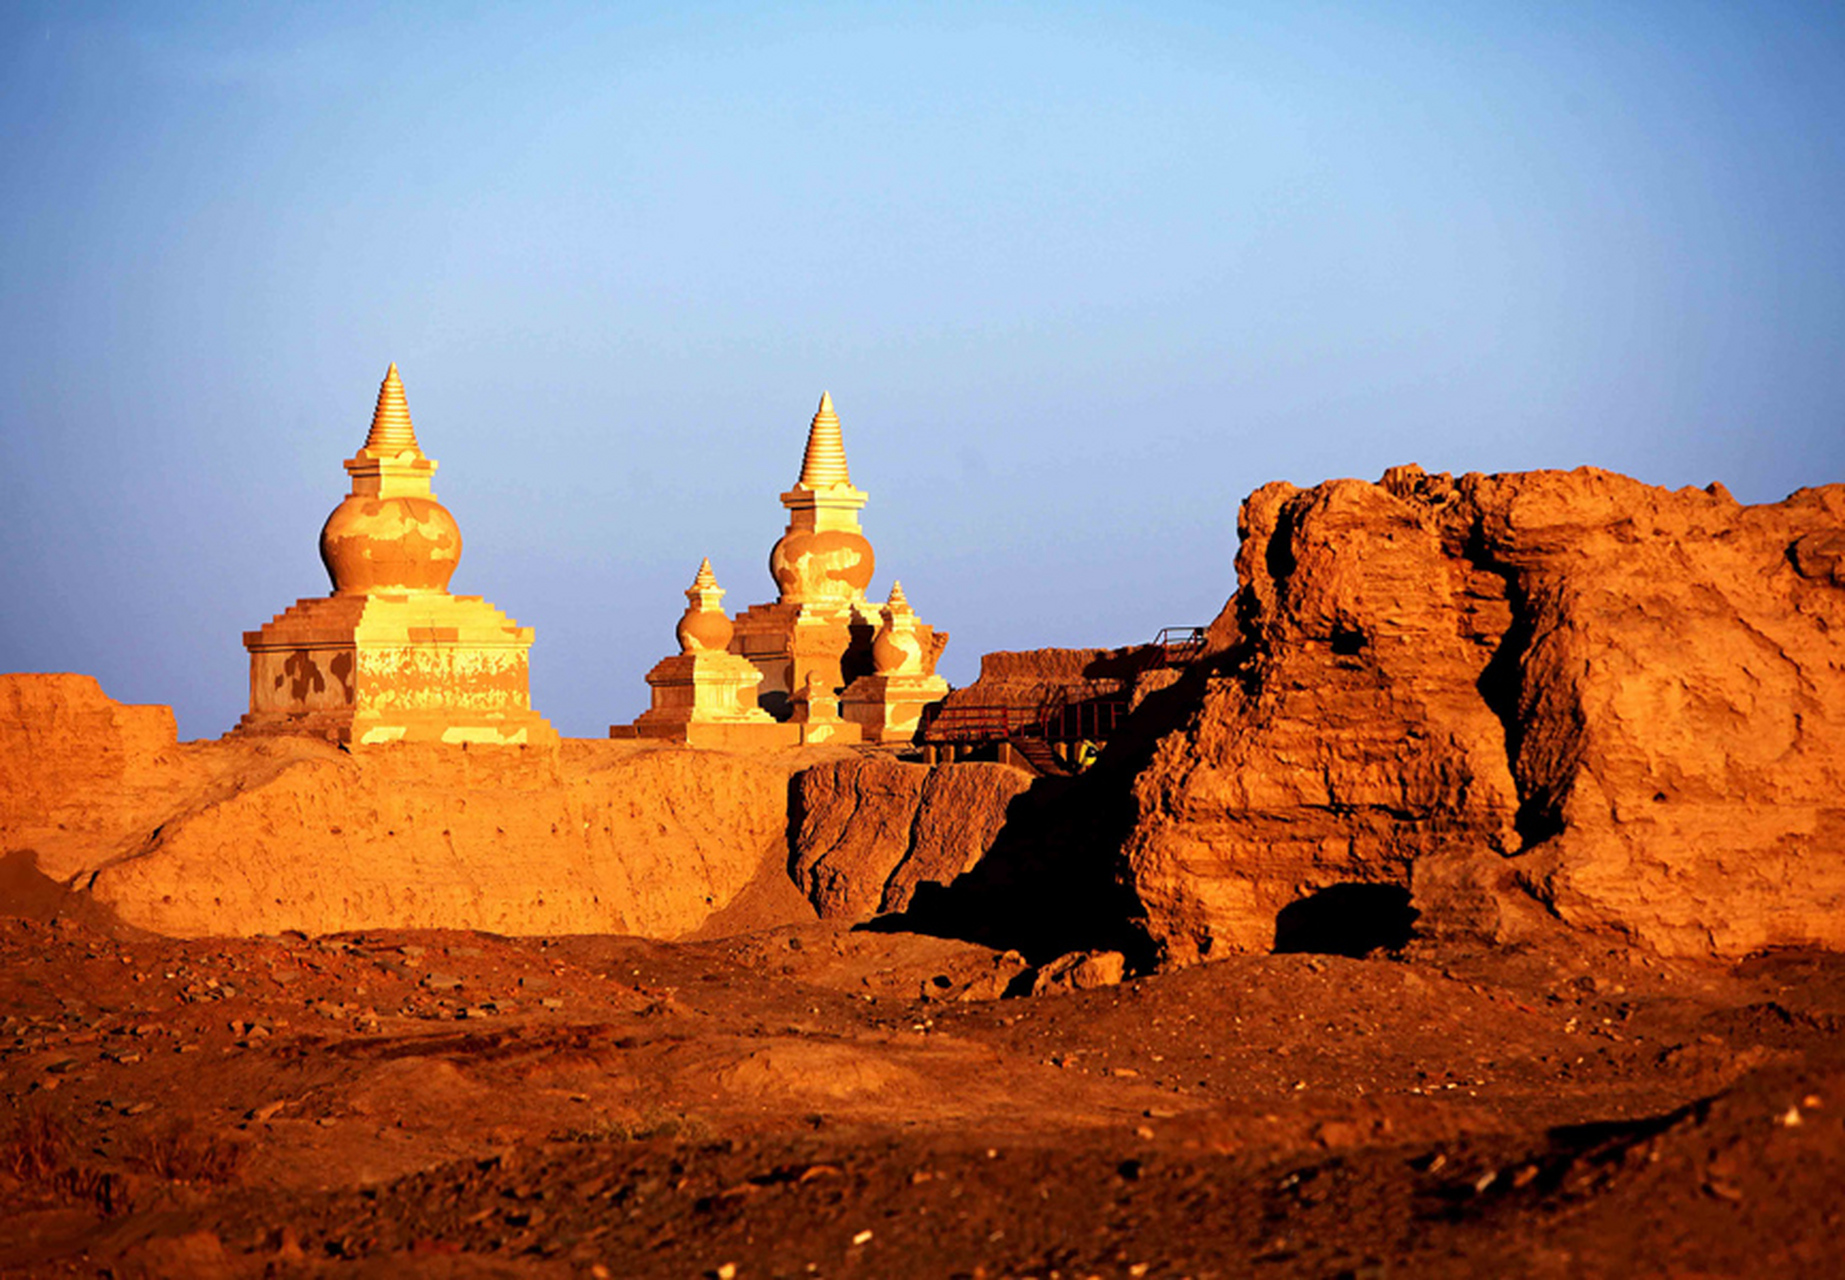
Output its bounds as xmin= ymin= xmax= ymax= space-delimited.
xmin=1273 ymin=883 xmax=1418 ymax=957
xmin=1468 ymin=556 xmax=1565 ymax=853
xmin=1330 ymin=626 xmax=1368 ymax=657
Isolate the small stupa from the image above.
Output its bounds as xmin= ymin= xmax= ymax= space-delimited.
xmin=238 ymin=364 xmax=557 ymax=747
xmin=728 ymin=393 xmax=947 ymax=722
xmin=787 ymin=670 xmax=855 ymax=744
xmin=617 ymin=560 xmax=860 ymax=747
xmin=841 ymin=580 xmax=951 ymax=743
xmin=630 ymin=560 xmax=778 ymax=741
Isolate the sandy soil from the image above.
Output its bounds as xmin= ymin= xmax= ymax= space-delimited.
xmin=3 ymin=914 xmax=1842 ymax=1278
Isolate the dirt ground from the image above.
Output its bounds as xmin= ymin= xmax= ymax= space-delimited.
xmin=3 ymin=913 xmax=1843 ymax=1278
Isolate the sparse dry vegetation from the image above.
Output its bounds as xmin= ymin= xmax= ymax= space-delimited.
xmin=4 ymin=1105 xmax=66 ymax=1182
xmin=126 ymin=1118 xmax=244 ymax=1185
xmin=4 ymin=1105 xmax=133 ymax=1215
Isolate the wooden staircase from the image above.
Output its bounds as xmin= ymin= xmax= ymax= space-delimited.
xmin=1006 ymin=735 xmax=1069 ymax=777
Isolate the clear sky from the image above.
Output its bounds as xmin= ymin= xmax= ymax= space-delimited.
xmin=2 ymin=2 xmax=1841 ymax=740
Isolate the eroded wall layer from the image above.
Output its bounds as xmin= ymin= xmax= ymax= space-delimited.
xmin=1 ymin=674 xmax=809 ymax=938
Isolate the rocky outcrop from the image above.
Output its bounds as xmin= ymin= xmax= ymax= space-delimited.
xmin=1123 ymin=466 xmax=1845 ymax=963
xmin=1 ymin=674 xmax=818 ymax=939
xmin=1029 ymin=949 xmax=1127 ymax=996
xmin=791 ymin=756 xmax=1031 ymax=918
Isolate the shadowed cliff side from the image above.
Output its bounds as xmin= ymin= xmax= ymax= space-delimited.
xmin=788 ymin=671 xmax=1205 ymax=967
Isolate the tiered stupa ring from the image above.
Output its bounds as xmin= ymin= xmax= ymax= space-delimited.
xmin=796 ymin=391 xmax=852 ymax=488
xmin=360 ymin=362 xmax=421 ymax=453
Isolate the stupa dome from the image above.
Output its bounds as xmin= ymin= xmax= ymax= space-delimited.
xmin=675 ymin=558 xmax=735 ymax=653
xmin=871 ymin=580 xmax=924 ymax=675
xmin=318 ymin=364 xmax=463 ymax=595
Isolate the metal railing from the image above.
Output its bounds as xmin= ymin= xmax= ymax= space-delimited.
xmin=918 ymin=701 xmax=1044 ymax=743
xmin=1149 ymin=626 xmax=1207 ymax=668
xmin=921 ymin=688 xmax=1128 ymax=745
xmin=1037 ymin=694 xmax=1128 ymax=742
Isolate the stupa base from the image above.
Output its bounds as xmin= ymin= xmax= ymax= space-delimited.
xmin=238 ymin=593 xmax=557 ymax=749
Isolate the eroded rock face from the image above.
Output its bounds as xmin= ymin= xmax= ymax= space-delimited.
xmin=1 ymin=675 xmax=815 ymax=939
xmin=792 ymin=756 xmax=1031 ymax=918
xmin=0 ymin=674 xmax=190 ymax=876
xmin=1123 ymin=466 xmax=1845 ymax=963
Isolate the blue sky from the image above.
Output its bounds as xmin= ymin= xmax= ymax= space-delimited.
xmin=3 ymin=1 xmax=1841 ymax=738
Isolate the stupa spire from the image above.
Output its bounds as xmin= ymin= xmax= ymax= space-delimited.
xmin=772 ymin=391 xmax=872 ymax=606
xmin=887 ymin=580 xmax=911 ymax=612
xmin=362 ymin=363 xmax=421 ymax=455
xmin=796 ymin=391 xmax=851 ymax=489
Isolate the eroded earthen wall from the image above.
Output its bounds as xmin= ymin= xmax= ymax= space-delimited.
xmin=1123 ymin=466 xmax=1845 ymax=962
